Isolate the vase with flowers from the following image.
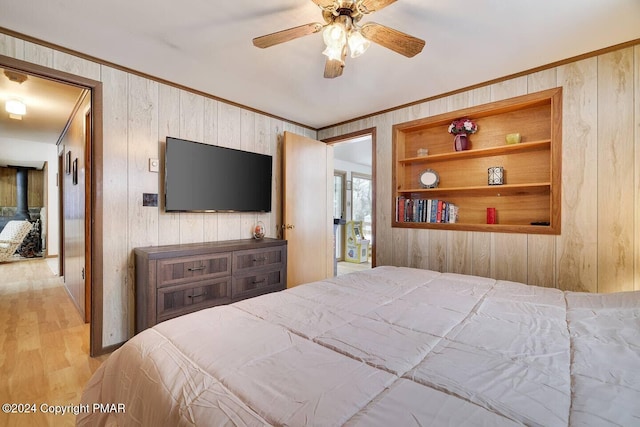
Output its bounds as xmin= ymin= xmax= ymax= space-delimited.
xmin=448 ymin=118 xmax=478 ymax=151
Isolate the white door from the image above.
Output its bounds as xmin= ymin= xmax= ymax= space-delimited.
xmin=282 ymin=131 xmax=334 ymax=287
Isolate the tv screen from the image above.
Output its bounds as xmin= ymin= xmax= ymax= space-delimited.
xmin=165 ymin=137 xmax=272 ymax=212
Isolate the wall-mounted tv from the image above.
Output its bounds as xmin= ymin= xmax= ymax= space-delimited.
xmin=164 ymin=137 xmax=272 ymax=212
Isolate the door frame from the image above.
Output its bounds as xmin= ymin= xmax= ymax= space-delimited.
xmin=0 ymin=54 xmax=106 ymax=356
xmin=323 ymin=128 xmax=377 ymax=267
xmin=333 ymin=170 xmax=347 ymax=261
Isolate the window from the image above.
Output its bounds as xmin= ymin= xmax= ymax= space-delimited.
xmin=351 ymin=173 xmax=372 ymax=246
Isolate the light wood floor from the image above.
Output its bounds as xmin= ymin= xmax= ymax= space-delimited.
xmin=337 ymin=260 xmax=372 ymax=275
xmin=0 ymin=259 xmax=107 ymax=427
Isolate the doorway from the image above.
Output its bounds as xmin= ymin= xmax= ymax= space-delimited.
xmin=0 ymin=54 xmax=105 ymax=356
xmin=325 ymin=129 xmax=375 ymax=276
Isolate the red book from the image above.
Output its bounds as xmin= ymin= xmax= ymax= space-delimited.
xmin=436 ymin=200 xmax=444 ymax=223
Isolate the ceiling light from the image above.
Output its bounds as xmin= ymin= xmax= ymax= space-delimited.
xmin=347 ymin=30 xmax=370 ymax=58
xmin=4 ymin=70 xmax=28 ymax=84
xmin=322 ymin=44 xmax=345 ymax=62
xmin=5 ymin=99 xmax=26 ymax=116
xmin=323 ymin=22 xmax=347 ymax=48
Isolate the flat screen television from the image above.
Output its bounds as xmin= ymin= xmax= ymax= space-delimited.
xmin=164 ymin=137 xmax=272 ymax=212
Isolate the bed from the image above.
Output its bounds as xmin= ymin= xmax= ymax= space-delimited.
xmin=78 ymin=266 xmax=640 ymax=426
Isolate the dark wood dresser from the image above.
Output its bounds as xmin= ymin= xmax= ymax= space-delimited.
xmin=134 ymin=238 xmax=287 ymax=333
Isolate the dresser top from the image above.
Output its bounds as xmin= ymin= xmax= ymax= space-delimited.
xmin=134 ymin=238 xmax=286 ymax=260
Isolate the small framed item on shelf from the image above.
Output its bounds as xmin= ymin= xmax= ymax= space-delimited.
xmin=488 ymin=166 xmax=504 ymax=185
xmin=419 ymin=169 xmax=439 ymax=188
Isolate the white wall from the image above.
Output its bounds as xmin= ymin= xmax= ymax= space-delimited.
xmin=0 ymin=139 xmax=59 ymax=256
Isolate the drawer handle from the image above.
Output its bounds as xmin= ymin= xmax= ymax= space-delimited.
xmin=188 ymin=292 xmax=206 ymax=299
xmin=252 ymin=279 xmax=266 ymax=285
xmin=188 ymin=265 xmax=206 ymax=271
xmin=253 ymin=257 xmax=268 ymax=262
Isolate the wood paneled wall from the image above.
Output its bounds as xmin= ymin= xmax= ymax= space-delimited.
xmin=0 ymin=167 xmax=44 ymax=207
xmin=319 ymin=43 xmax=640 ymax=294
xmin=60 ymin=92 xmax=90 ymax=320
xmin=1 ymin=33 xmax=315 ymax=346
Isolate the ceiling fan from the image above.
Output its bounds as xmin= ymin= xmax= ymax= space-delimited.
xmin=252 ymin=0 xmax=425 ymax=78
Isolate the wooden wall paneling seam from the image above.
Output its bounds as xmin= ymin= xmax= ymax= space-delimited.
xmin=471 ymin=232 xmax=492 ymax=278
xmin=375 ymin=113 xmax=394 ymax=266
xmin=216 ymin=103 xmax=243 ymax=242
xmin=556 ymin=58 xmax=598 ymax=293
xmin=528 ymin=235 xmax=556 ymax=288
xmin=392 ymin=108 xmax=411 ymax=267
xmin=126 ymin=73 xmax=160 ymax=339
xmin=240 ymin=109 xmax=257 ymax=242
xmin=178 ymin=90 xmax=206 ymax=245
xmin=448 ymin=231 xmax=473 ymax=275
xmin=253 ymin=113 xmax=271 ymax=240
xmin=526 ymin=68 xmax=559 ymax=288
xmin=203 ymin=98 xmax=220 ymax=243
xmin=597 ymin=48 xmax=635 ymax=293
xmin=158 ymin=84 xmax=181 ymax=246
xmin=428 ymin=230 xmax=447 ymax=273
xmin=408 ymin=229 xmax=429 ymax=270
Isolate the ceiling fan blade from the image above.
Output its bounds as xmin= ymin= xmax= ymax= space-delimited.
xmin=253 ymin=23 xmax=324 ymax=48
xmin=361 ymin=22 xmax=425 ymax=57
xmin=324 ymin=58 xmax=344 ymax=78
xmin=359 ymin=0 xmax=397 ymax=13
xmin=324 ymin=46 xmax=347 ymax=78
xmin=311 ymin=0 xmax=336 ymax=8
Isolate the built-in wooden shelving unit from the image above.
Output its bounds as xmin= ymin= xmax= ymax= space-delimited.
xmin=392 ymin=88 xmax=562 ymax=234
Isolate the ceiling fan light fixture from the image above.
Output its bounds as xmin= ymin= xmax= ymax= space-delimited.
xmin=322 ymin=44 xmax=344 ymax=62
xmin=322 ymin=22 xmax=347 ymax=48
xmin=347 ymin=29 xmax=370 ymax=58
xmin=5 ymin=99 xmax=26 ymax=116
xmin=251 ymin=0 xmax=425 ymax=78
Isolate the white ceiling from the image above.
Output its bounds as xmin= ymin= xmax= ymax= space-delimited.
xmin=0 ymin=68 xmax=84 ymax=168
xmin=0 ymin=0 xmax=639 ymax=131
xmin=333 ymin=135 xmax=372 ymax=167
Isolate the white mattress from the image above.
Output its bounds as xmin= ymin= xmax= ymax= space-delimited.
xmin=78 ymin=266 xmax=640 ymax=426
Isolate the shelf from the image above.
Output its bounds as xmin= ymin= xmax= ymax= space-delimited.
xmin=391 ymin=87 xmax=562 ymax=235
xmin=392 ymin=221 xmax=557 ymax=235
xmin=398 ymin=183 xmax=551 ymax=198
xmin=399 ymin=140 xmax=551 ymax=165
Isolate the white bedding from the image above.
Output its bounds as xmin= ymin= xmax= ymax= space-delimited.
xmin=78 ymin=266 xmax=640 ymax=426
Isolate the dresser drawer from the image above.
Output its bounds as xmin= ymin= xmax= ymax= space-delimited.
xmin=232 ymin=269 xmax=285 ymax=300
xmin=157 ymin=277 xmax=232 ymax=322
xmin=157 ymin=252 xmax=232 ymax=287
xmin=233 ymin=246 xmax=285 ymax=274
xmin=135 ymin=238 xmax=287 ymax=333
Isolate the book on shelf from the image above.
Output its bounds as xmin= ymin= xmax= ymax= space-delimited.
xmin=396 ymin=196 xmax=458 ymax=224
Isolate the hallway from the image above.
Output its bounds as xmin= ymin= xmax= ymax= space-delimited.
xmin=0 ymin=259 xmax=104 ymax=426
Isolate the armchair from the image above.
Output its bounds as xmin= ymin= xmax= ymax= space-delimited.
xmin=0 ymin=220 xmax=33 ymax=263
